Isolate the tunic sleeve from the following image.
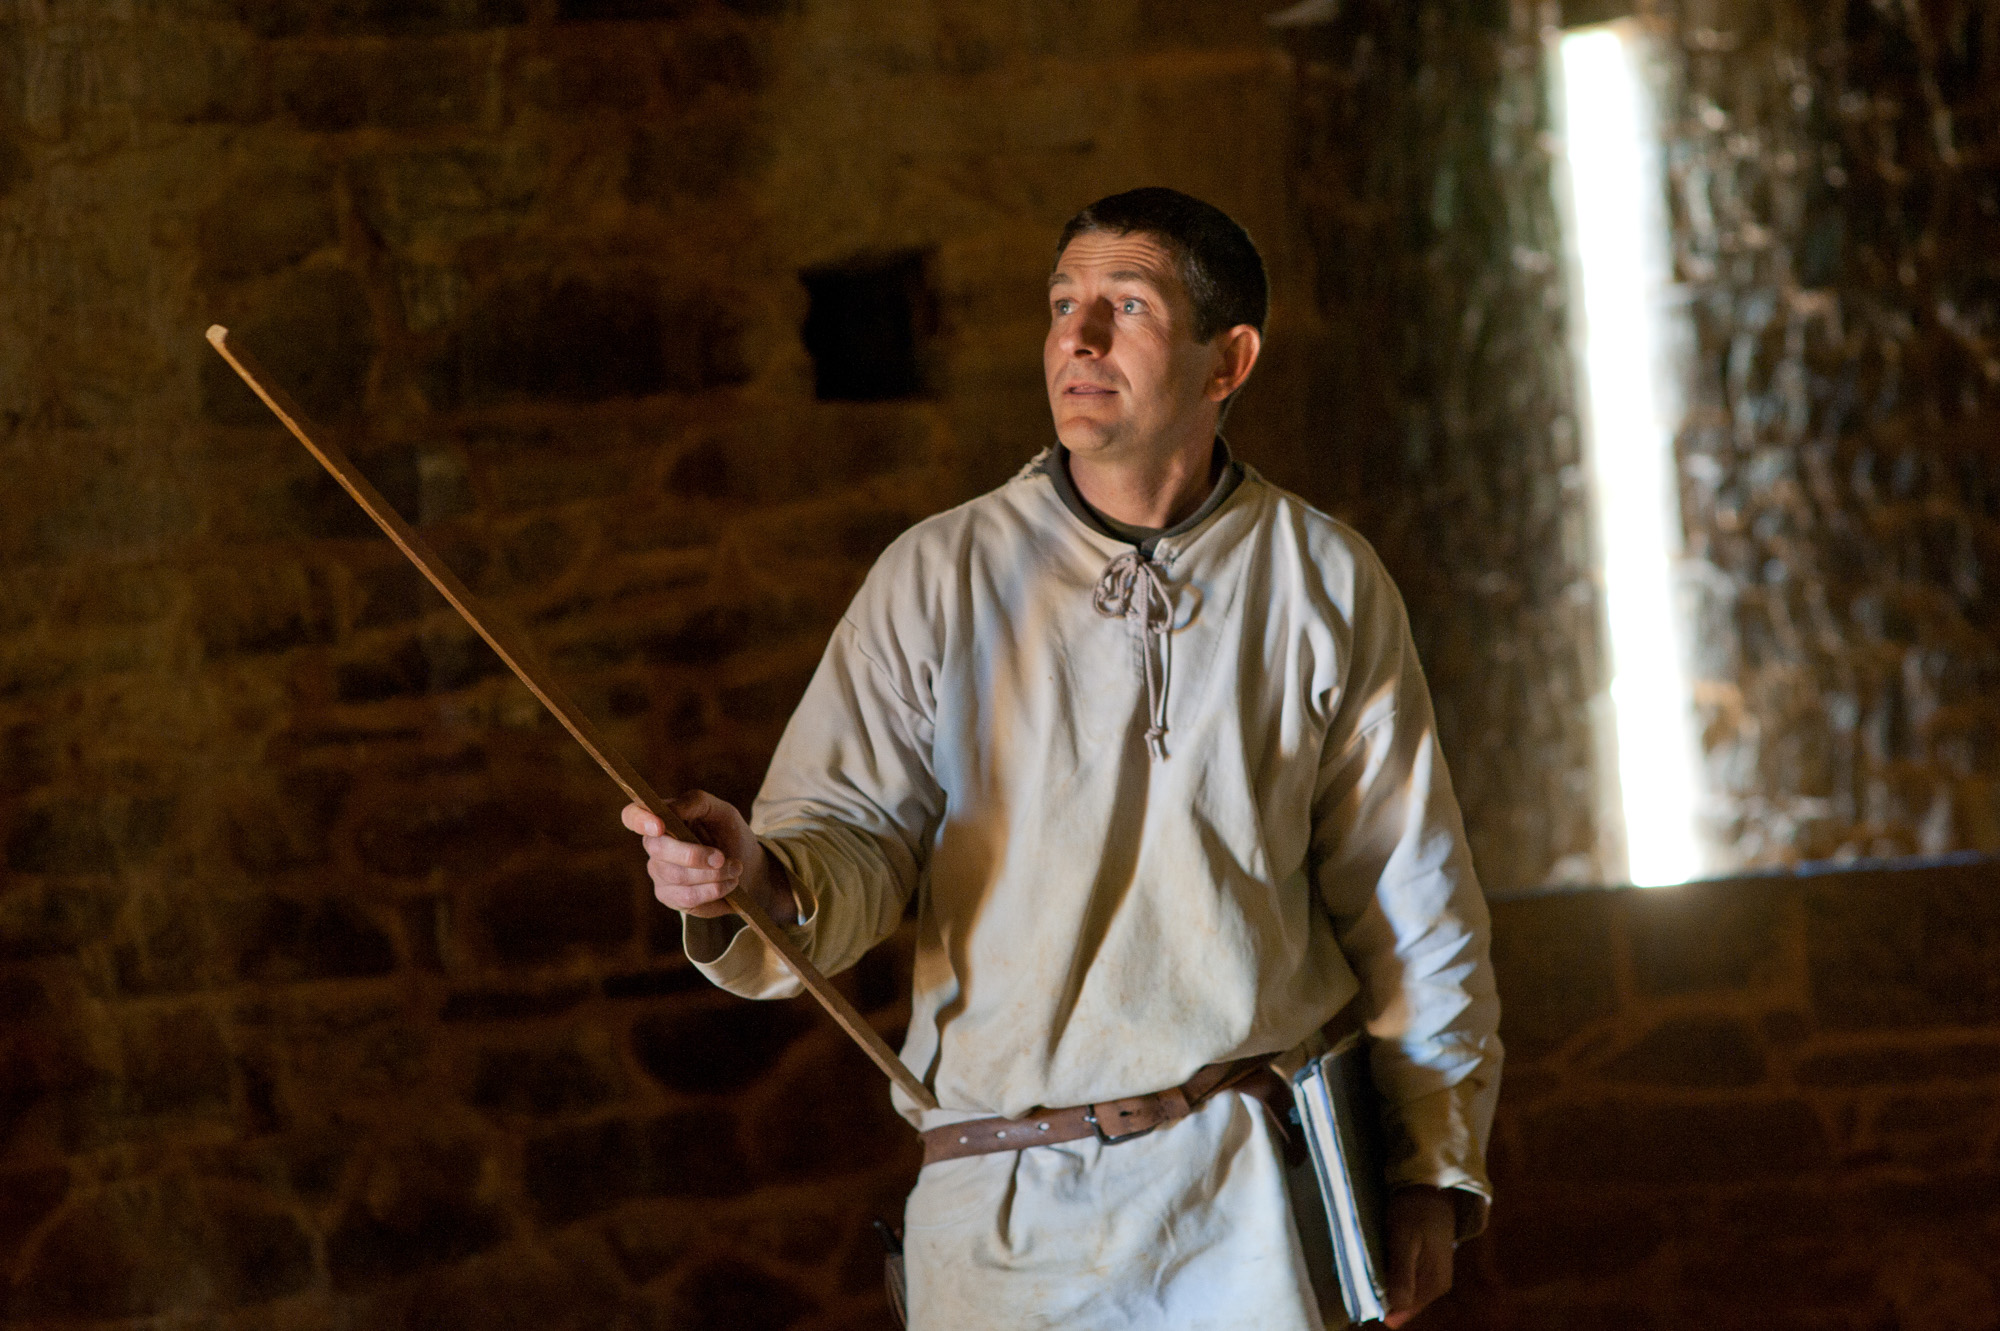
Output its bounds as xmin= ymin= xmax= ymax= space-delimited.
xmin=1307 ymin=550 xmax=1503 ymax=1237
xmin=683 ymin=612 xmax=944 ymax=1000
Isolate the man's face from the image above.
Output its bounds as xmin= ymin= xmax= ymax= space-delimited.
xmin=1044 ymin=230 xmax=1225 ymax=462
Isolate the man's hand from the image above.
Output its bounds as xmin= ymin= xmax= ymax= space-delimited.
xmin=621 ymin=792 xmax=798 ymax=925
xmin=1382 ymin=1186 xmax=1457 ymax=1328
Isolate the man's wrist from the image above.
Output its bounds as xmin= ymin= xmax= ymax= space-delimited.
xmin=758 ymin=850 xmax=800 ymax=926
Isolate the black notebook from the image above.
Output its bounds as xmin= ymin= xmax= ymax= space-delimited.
xmin=1284 ymin=1032 xmax=1392 ymax=1325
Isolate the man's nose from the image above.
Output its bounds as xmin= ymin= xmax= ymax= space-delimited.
xmin=1064 ymin=300 xmax=1113 ymax=356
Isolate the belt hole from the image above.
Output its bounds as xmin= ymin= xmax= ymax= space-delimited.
xmin=958 ymin=1136 xmax=968 ymax=1143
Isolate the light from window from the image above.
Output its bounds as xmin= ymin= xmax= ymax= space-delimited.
xmin=1558 ymin=24 xmax=1705 ymax=887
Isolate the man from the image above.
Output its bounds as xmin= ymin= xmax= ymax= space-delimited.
xmin=625 ymin=188 xmax=1500 ymax=1329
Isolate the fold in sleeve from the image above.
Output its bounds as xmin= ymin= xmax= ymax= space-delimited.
xmin=685 ymin=615 xmax=945 ymax=1000
xmin=1308 ymin=552 xmax=1503 ymax=1238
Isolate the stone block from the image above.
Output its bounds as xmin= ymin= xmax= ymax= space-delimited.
xmin=1595 ymin=1016 xmax=1768 ymax=1088
xmin=396 ymin=1242 xmax=628 ymax=1331
xmin=665 ymin=408 xmax=932 ymax=504
xmin=502 ymin=518 xmax=580 ymax=588
xmin=204 ymin=1184 xmax=318 ymax=1306
xmin=120 ymin=1005 xmax=232 ymax=1117
xmin=660 ymin=19 xmax=771 ymax=104
xmin=668 ymin=1256 xmax=816 ymax=1331
xmin=137 ymin=23 xmax=269 ymax=124
xmin=469 ymin=1035 xmax=619 ymax=1116
xmin=202 ymin=266 xmax=376 ymax=425
xmin=631 ymin=997 xmax=811 ymax=1094
xmin=274 ymin=47 xmax=364 ymax=127
xmin=1870 ymin=1091 xmax=1999 ymax=1166
xmin=427 ymin=275 xmax=751 ymax=409
xmin=1806 ymin=867 xmax=2000 ymax=1027
xmin=535 ymin=43 xmax=659 ymax=115
xmin=0 ymin=133 xmax=28 ymax=201
xmin=194 ymin=562 xmax=337 ymax=659
xmin=745 ymin=1036 xmax=914 ymax=1180
xmin=357 ymin=562 xmax=436 ymax=628
xmin=328 ymin=1137 xmax=510 ymax=1290
xmin=232 ymin=995 xmax=430 ymax=1103
xmin=353 ymin=797 xmax=536 ymax=876
xmin=1860 ymin=1167 xmax=2000 ymax=1222
xmin=336 ymin=630 xmax=510 ymax=702
xmin=112 ymin=891 xmax=222 ymax=996
xmin=1521 ymin=1097 xmax=1832 ymax=1186
xmin=5 ymin=797 xmax=175 ymax=875
xmin=249 ymin=0 xmax=529 ymax=37
xmin=282 ymin=439 xmax=468 ymax=535
xmin=625 ymin=105 xmax=764 ymax=203
xmin=477 ymin=864 xmax=636 ymax=966
xmin=9 ymin=1178 xmax=311 ymax=1319
xmin=198 ymin=165 xmax=339 ymax=284
xmin=228 ymin=767 xmax=354 ymax=874
xmin=719 ymin=665 xmax=815 ymax=724
xmin=0 ymin=970 xmax=46 ymax=1020
xmin=240 ymin=897 xmax=397 ymax=982
xmin=0 ymin=722 xmax=56 ymax=796
xmin=1488 ymin=891 xmax=1620 ymax=1060
xmin=1490 ymin=1194 xmax=1664 ymax=1288
xmin=356 ymin=144 xmax=545 ymax=250
xmin=440 ymin=981 xmax=592 ymax=1022
xmin=0 ymin=883 xmax=127 ymax=961
xmin=275 ymin=41 xmax=494 ymax=132
xmin=1795 ymin=1040 xmax=2000 ymax=1085
xmin=601 ymin=964 xmax=706 ymax=999
xmin=559 ymin=0 xmax=698 ymax=20
xmin=1625 ymin=878 xmax=1789 ymax=996
xmin=521 ymin=1109 xmax=755 ymax=1224
xmin=1676 ymin=1238 xmax=1880 ymax=1310
xmin=0 ymin=1166 xmax=66 ymax=1268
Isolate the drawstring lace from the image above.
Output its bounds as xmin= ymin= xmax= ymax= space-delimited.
xmin=1092 ymin=550 xmax=1174 ymax=760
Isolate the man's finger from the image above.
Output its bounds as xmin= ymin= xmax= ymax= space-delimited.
xmin=643 ymin=834 xmax=732 ymax=870
xmin=669 ymin=789 xmax=720 ymax=824
xmin=647 ymin=858 xmax=740 ymax=889
xmin=620 ymin=802 xmax=663 ymax=837
xmin=1384 ymin=1235 xmax=1419 ymax=1326
xmin=648 ymin=865 xmax=735 ymax=908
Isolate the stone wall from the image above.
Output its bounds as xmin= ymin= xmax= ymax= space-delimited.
xmin=1279 ymin=0 xmax=1617 ymax=893
xmin=0 ymin=1 xmax=1316 ymax=1326
xmin=1436 ymin=858 xmax=2000 ymax=1330
xmin=1646 ymin=0 xmax=2000 ymax=868
xmin=6 ymin=0 xmax=2000 ymax=1325
xmin=1282 ymin=0 xmax=2000 ymax=883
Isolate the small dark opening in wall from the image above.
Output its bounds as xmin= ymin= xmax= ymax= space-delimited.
xmin=800 ymin=249 xmax=936 ymax=401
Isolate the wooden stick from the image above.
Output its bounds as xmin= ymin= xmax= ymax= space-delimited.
xmin=206 ymin=324 xmax=938 ymax=1112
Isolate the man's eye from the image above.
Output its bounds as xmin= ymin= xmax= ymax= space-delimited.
xmin=1121 ymin=299 xmax=1142 ymax=314
xmin=1054 ymin=300 xmax=1074 ymax=315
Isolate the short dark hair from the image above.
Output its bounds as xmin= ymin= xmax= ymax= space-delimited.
xmin=1054 ymin=187 xmax=1268 ymax=342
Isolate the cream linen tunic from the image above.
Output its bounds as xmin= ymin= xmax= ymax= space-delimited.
xmin=687 ymin=450 xmax=1501 ymax=1330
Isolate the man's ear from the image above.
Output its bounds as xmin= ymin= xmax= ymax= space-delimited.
xmin=1206 ymin=324 xmax=1263 ymax=403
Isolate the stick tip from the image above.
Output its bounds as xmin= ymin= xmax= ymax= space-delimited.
xmin=205 ymin=324 xmax=229 ymax=347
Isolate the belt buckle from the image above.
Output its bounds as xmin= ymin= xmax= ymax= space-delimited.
xmin=1083 ymin=1098 xmax=1163 ymax=1145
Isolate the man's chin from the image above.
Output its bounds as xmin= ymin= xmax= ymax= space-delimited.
xmin=1052 ymin=419 xmax=1125 ymax=457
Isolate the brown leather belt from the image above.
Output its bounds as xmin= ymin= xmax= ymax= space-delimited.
xmin=919 ymin=1056 xmax=1281 ymax=1167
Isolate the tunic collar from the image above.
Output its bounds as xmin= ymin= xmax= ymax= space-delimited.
xmin=1037 ymin=439 xmax=1246 ymax=557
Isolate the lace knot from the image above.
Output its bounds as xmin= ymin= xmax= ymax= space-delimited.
xmin=1092 ymin=550 xmax=1174 ymax=760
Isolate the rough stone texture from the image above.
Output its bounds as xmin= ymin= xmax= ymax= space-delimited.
xmin=1280 ymin=0 xmax=1616 ymax=893
xmin=0 ymin=1 xmax=1311 ymax=1326
xmin=6 ymin=0 xmax=2000 ymax=1326
xmin=1646 ymin=0 xmax=2000 ymax=866
xmin=1428 ymin=859 xmax=2000 ymax=1331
